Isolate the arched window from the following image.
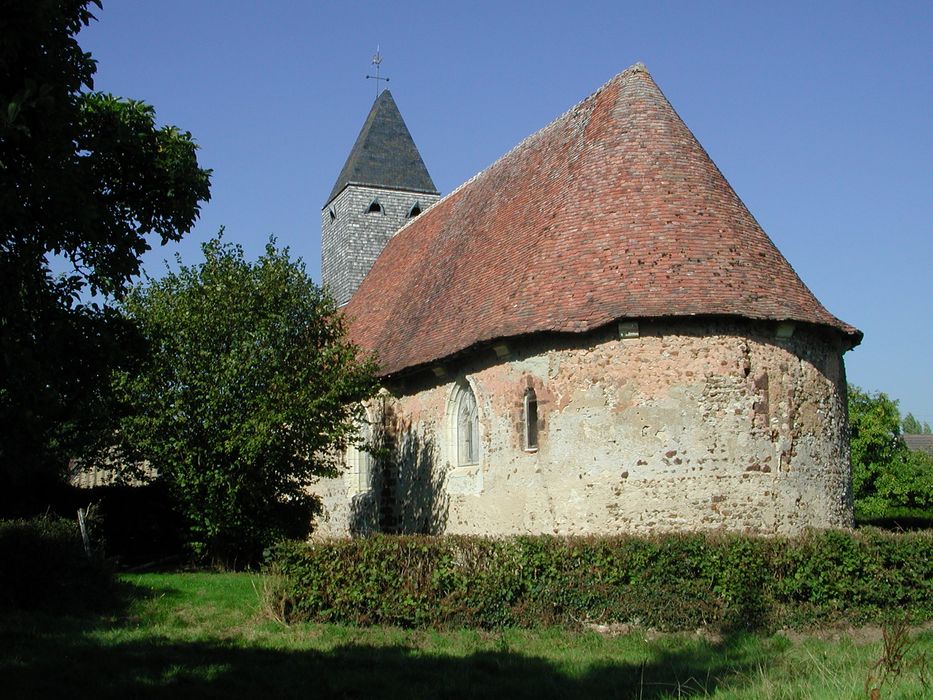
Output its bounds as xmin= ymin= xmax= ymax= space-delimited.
xmin=407 ymin=202 xmax=422 ymax=218
xmin=328 ymin=207 xmax=336 ymax=221
xmin=367 ymin=199 xmax=383 ymax=214
xmin=523 ymin=388 xmax=538 ymax=451
xmin=454 ymin=382 xmax=480 ymax=466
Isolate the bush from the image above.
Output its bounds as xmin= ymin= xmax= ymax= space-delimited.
xmin=114 ymin=237 xmax=378 ymax=565
xmin=267 ymin=531 xmax=933 ymax=631
xmin=0 ymin=515 xmax=112 ymax=611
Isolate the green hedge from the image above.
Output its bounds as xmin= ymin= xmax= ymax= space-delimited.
xmin=0 ymin=516 xmax=112 ymax=611
xmin=268 ymin=530 xmax=933 ymax=631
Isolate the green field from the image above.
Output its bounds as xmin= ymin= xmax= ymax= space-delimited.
xmin=1 ymin=572 xmax=929 ymax=699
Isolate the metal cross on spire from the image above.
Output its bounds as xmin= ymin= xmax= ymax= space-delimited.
xmin=365 ymin=47 xmax=390 ymax=98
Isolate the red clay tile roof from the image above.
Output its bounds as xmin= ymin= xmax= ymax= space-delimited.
xmin=345 ymin=64 xmax=861 ymax=377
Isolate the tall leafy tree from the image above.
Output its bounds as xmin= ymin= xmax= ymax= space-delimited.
xmin=0 ymin=1 xmax=211 ymax=513
xmin=902 ymin=412 xmax=932 ymax=435
xmin=115 ymin=238 xmax=379 ymax=564
xmin=848 ymin=386 xmax=933 ymax=517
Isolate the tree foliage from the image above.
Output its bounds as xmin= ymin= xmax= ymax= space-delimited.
xmin=115 ymin=237 xmax=379 ymax=564
xmin=0 ymin=0 xmax=211 ymax=513
xmin=902 ymin=412 xmax=932 ymax=435
xmin=848 ymin=385 xmax=933 ymax=518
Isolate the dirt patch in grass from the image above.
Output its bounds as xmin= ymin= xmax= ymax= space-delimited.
xmin=584 ymin=622 xmax=726 ymax=645
xmin=777 ymin=619 xmax=933 ymax=645
xmin=584 ymin=619 xmax=933 ymax=648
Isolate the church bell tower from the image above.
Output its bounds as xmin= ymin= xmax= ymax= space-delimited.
xmin=322 ymin=89 xmax=439 ymax=306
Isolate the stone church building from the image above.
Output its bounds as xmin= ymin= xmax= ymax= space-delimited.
xmin=314 ymin=63 xmax=862 ymax=537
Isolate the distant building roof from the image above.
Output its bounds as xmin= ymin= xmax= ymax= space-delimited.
xmin=326 ymin=90 xmax=438 ymax=205
xmin=346 ymin=64 xmax=861 ymax=377
xmin=903 ymin=434 xmax=933 ymax=455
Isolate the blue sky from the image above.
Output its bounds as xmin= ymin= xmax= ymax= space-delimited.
xmin=79 ymin=1 xmax=932 ymax=424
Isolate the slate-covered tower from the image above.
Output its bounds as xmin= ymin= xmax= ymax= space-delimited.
xmin=322 ymin=90 xmax=439 ymax=306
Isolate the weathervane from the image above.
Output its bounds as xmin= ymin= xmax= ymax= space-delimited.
xmin=365 ymin=47 xmax=390 ymax=98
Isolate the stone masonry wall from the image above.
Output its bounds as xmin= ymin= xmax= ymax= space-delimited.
xmin=311 ymin=319 xmax=853 ymax=537
xmin=322 ymin=185 xmax=441 ymax=307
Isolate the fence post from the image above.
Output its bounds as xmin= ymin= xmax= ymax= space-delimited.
xmin=77 ymin=507 xmax=91 ymax=559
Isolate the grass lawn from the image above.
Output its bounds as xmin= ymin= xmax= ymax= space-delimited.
xmin=1 ymin=572 xmax=929 ymax=699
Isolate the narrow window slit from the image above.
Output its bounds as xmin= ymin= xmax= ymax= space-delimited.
xmin=524 ymin=388 xmax=538 ymax=451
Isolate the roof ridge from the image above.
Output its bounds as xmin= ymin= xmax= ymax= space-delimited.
xmin=484 ymin=63 xmax=648 ymax=175
xmin=394 ymin=63 xmax=649 ymax=238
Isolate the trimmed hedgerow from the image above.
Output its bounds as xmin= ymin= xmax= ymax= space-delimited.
xmin=267 ymin=530 xmax=933 ymax=631
xmin=0 ymin=515 xmax=112 ymax=611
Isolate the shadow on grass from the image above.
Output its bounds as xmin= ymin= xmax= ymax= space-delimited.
xmin=1 ymin=580 xmax=769 ymax=699
xmin=856 ymin=514 xmax=933 ymax=531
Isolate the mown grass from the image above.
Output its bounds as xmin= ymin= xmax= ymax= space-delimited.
xmin=1 ymin=572 xmax=929 ymax=699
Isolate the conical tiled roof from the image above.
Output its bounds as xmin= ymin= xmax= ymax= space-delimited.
xmin=346 ymin=64 xmax=861 ymax=376
xmin=326 ymin=90 xmax=438 ymax=205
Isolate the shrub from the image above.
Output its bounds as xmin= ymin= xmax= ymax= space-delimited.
xmin=115 ymin=237 xmax=378 ymax=565
xmin=0 ymin=515 xmax=112 ymax=611
xmin=267 ymin=530 xmax=933 ymax=631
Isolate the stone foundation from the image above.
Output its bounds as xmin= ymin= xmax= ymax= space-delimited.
xmin=312 ymin=318 xmax=853 ymax=536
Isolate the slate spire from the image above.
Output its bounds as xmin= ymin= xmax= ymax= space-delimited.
xmin=321 ymin=89 xmax=441 ymax=307
xmin=326 ymin=90 xmax=438 ymax=205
